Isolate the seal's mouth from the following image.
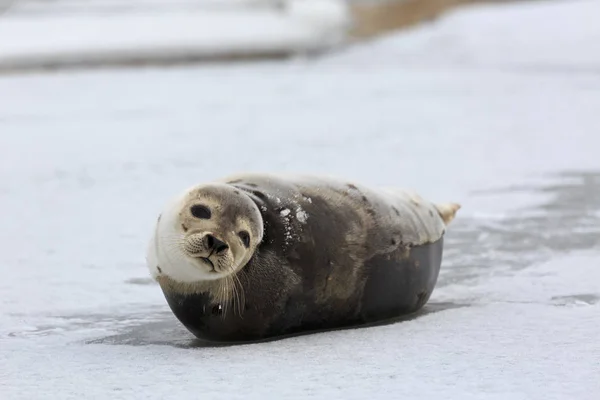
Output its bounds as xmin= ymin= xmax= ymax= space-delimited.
xmin=200 ymin=257 xmax=217 ymax=272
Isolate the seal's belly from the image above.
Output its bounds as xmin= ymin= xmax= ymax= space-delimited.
xmin=160 ymin=236 xmax=444 ymax=343
xmin=359 ymin=236 xmax=444 ymax=321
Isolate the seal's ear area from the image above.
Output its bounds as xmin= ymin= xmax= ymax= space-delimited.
xmin=435 ymin=202 xmax=461 ymax=226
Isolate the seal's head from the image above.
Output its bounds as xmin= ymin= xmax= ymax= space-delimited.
xmin=147 ymin=183 xmax=264 ymax=283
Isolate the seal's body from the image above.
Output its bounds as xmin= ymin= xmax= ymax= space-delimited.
xmin=146 ymin=174 xmax=460 ymax=342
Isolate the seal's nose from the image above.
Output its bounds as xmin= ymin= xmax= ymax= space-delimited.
xmin=205 ymin=234 xmax=229 ymax=254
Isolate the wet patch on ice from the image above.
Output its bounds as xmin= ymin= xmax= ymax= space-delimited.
xmin=6 ymin=308 xmax=166 ymax=339
xmin=86 ymin=301 xmax=468 ymax=348
xmin=550 ymin=294 xmax=600 ymax=307
xmin=440 ymin=170 xmax=600 ymax=286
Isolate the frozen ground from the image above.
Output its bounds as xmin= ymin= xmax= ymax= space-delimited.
xmin=1 ymin=0 xmax=600 ymax=399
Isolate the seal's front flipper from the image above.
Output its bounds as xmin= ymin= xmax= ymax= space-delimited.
xmin=435 ymin=202 xmax=461 ymax=226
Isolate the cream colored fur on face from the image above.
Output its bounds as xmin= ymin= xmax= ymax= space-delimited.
xmin=146 ymin=184 xmax=263 ymax=285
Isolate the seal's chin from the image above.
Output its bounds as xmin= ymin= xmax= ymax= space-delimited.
xmin=185 ymin=255 xmax=234 ymax=281
xmin=199 ymin=257 xmax=216 ymax=272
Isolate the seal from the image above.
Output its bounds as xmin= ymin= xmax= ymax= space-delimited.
xmin=146 ymin=173 xmax=460 ymax=342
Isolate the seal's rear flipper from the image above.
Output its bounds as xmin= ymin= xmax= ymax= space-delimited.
xmin=435 ymin=202 xmax=461 ymax=226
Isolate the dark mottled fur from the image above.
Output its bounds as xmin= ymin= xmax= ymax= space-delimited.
xmin=159 ymin=177 xmax=446 ymax=342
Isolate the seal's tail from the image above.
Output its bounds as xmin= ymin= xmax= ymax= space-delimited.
xmin=435 ymin=202 xmax=461 ymax=226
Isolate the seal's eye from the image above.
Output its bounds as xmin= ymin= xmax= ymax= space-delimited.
xmin=238 ymin=231 xmax=250 ymax=248
xmin=190 ymin=205 xmax=211 ymax=219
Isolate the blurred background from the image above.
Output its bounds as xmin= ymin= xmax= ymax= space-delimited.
xmin=1 ymin=1 xmax=599 ymax=399
xmin=0 ymin=0 xmax=523 ymax=72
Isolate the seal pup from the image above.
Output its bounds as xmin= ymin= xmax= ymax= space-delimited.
xmin=146 ymin=173 xmax=460 ymax=342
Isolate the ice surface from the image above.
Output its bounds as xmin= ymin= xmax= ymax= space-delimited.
xmin=1 ymin=0 xmax=600 ymax=399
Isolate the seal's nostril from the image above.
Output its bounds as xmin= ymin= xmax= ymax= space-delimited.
xmin=206 ymin=234 xmax=228 ymax=254
xmin=215 ymin=243 xmax=228 ymax=254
